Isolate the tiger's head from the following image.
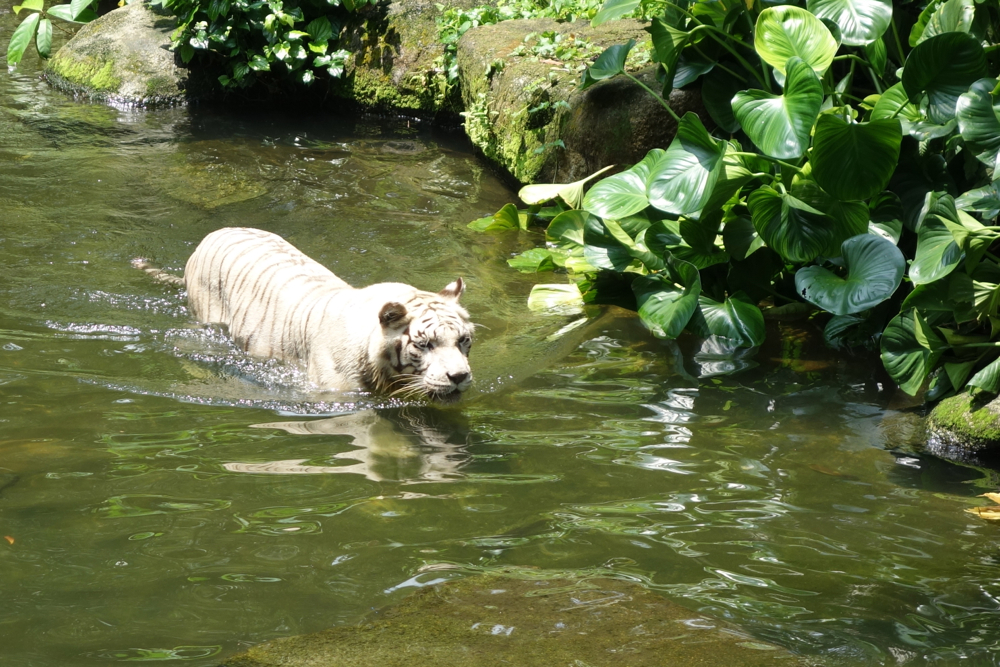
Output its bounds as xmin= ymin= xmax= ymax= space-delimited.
xmin=377 ymin=278 xmax=473 ymax=403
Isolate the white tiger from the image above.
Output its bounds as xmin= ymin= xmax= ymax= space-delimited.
xmin=134 ymin=227 xmax=474 ymax=402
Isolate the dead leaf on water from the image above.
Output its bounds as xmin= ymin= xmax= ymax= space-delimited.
xmin=3 ymin=535 xmax=13 ymax=545
xmin=980 ymin=493 xmax=1000 ymax=504
xmin=966 ymin=507 xmax=1000 ymax=521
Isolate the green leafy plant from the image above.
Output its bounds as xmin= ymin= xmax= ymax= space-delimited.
xmin=6 ymin=0 xmax=98 ymax=69
xmin=152 ymin=0 xmax=359 ymax=88
xmin=471 ymin=0 xmax=1000 ymax=401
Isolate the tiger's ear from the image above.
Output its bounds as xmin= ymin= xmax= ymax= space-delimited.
xmin=379 ymin=302 xmax=409 ymax=328
xmin=439 ymin=277 xmax=464 ymax=301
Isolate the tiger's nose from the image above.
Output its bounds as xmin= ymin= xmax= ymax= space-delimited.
xmin=448 ymin=371 xmax=470 ymax=386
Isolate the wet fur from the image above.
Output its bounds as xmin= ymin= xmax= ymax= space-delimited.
xmin=135 ymin=227 xmax=473 ymax=399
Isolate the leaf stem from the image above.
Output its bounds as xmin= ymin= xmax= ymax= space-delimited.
xmin=686 ymin=23 xmax=769 ymax=90
xmin=890 ymin=17 xmax=906 ymax=66
xmin=622 ymin=71 xmax=681 ymax=122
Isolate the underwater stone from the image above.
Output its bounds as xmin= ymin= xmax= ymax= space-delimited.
xmin=44 ymin=2 xmax=190 ymax=108
xmin=222 ymin=574 xmax=819 ymax=666
xmin=456 ymin=18 xmax=705 ymax=185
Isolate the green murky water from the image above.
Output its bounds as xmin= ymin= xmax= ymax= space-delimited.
xmin=4 ymin=23 xmax=1000 ymax=667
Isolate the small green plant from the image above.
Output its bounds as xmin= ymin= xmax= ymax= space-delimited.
xmin=473 ymin=0 xmax=1000 ymax=402
xmin=151 ymin=0 xmax=364 ymax=88
xmin=6 ymin=0 xmax=99 ymax=69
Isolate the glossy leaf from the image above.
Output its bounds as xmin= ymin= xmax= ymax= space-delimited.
xmin=870 ymin=82 xmax=922 ymax=134
xmin=955 ymin=78 xmax=1000 ymax=170
xmin=647 ymin=17 xmax=689 ymax=93
xmin=580 ymin=39 xmax=635 ymax=90
xmin=646 ymin=113 xmax=726 ymax=216
xmin=6 ymin=13 xmax=40 ymax=68
xmin=582 ymin=149 xmax=662 ymax=218
xmin=865 ymin=36 xmax=886 ymax=74
xmin=35 ymin=17 xmax=51 ymax=58
xmin=811 ymin=115 xmax=902 ymax=201
xmin=519 ymin=165 xmax=614 ymax=208
xmin=70 ymin=0 xmax=92 ymax=20
xmin=795 ymin=234 xmax=905 ymax=315
xmin=467 ymin=203 xmax=520 ymax=232
xmin=968 ymin=356 xmax=1000 ymax=394
xmin=733 ymin=57 xmax=823 ymax=160
xmin=869 ymin=191 xmax=905 ymax=244
xmin=689 ymin=292 xmax=765 ymax=347
xmin=508 ymin=248 xmax=558 ymax=272
xmin=880 ymin=310 xmax=947 ymax=395
xmin=792 ymin=181 xmax=869 ymax=241
xmin=632 ymin=257 xmax=701 ymax=339
xmin=583 ymin=216 xmax=634 ymax=271
xmin=918 ymin=0 xmax=975 ymax=44
xmin=956 ymin=183 xmax=1000 ymax=219
xmin=12 ymin=0 xmax=43 ymax=13
xmin=755 ymin=5 xmax=838 ymax=75
xmin=806 ymin=0 xmax=892 ymax=46
xmin=546 ymin=210 xmax=594 ymax=246
xmin=45 ymin=4 xmax=84 ymax=21
xmin=901 ymin=32 xmax=987 ymax=124
xmin=591 ymin=0 xmax=639 ymax=26
xmin=722 ymin=216 xmax=764 ymax=261
xmin=909 ymin=215 xmax=963 ymax=285
xmin=748 ymin=186 xmax=839 ymax=263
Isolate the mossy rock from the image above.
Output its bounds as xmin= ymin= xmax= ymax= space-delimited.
xmin=44 ymin=2 xmax=190 ymax=107
xmin=334 ymin=0 xmax=494 ymax=116
xmin=457 ymin=18 xmax=705 ymax=184
xmin=927 ymin=391 xmax=1000 ymax=461
xmin=222 ymin=574 xmax=819 ymax=666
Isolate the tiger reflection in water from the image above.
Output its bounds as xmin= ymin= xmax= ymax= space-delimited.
xmin=224 ymin=408 xmax=472 ymax=483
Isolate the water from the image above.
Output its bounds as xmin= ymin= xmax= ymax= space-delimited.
xmin=4 ymin=23 xmax=1000 ymax=667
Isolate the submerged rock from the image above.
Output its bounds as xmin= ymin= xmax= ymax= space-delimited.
xmin=223 ymin=574 xmax=817 ymax=666
xmin=457 ymin=18 xmax=704 ymax=184
xmin=927 ymin=392 xmax=1000 ymax=462
xmin=44 ymin=2 xmax=190 ymax=108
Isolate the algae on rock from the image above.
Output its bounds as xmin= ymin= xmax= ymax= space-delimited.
xmin=44 ymin=2 xmax=191 ymax=108
xmin=457 ymin=18 xmax=705 ymax=184
xmin=223 ymin=574 xmax=818 ymax=666
xmin=927 ymin=391 xmax=1000 ymax=462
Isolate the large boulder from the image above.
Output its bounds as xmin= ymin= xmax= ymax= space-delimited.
xmin=223 ymin=574 xmax=816 ymax=666
xmin=457 ymin=18 xmax=704 ymax=184
xmin=44 ymin=2 xmax=190 ymax=107
xmin=926 ymin=391 xmax=1000 ymax=462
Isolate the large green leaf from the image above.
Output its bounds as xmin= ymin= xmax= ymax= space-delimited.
xmin=35 ymin=17 xmax=51 ymax=58
xmin=688 ymin=292 xmax=765 ymax=347
xmin=632 ymin=257 xmax=702 ymax=339
xmin=956 ymin=182 xmax=1000 ymax=219
xmin=755 ymin=5 xmax=838 ymax=75
xmin=811 ymin=115 xmax=902 ymax=201
xmin=880 ymin=310 xmax=947 ymax=395
xmin=967 ymin=356 xmax=1000 ymax=394
xmin=732 ymin=57 xmax=823 ymax=160
xmin=467 ymin=203 xmax=520 ymax=232
xmin=722 ymin=215 xmax=765 ymax=261
xmin=646 ymin=112 xmax=726 ymax=216
xmin=748 ymin=186 xmax=840 ymax=263
xmin=918 ymin=0 xmax=975 ymax=44
xmin=901 ymin=32 xmax=988 ymax=124
xmin=527 ymin=284 xmax=585 ymax=315
xmin=580 ymin=39 xmax=635 ymax=90
xmin=794 ymin=234 xmax=905 ymax=315
xmin=69 ymin=0 xmax=92 ymax=20
xmin=909 ymin=215 xmax=963 ymax=285
xmin=7 ymin=12 xmax=40 ymax=68
xmin=806 ymin=0 xmax=891 ymax=46
xmin=955 ymin=78 xmax=1000 ymax=170
xmin=647 ymin=16 xmax=690 ymax=94
xmin=583 ymin=215 xmax=633 ymax=271
xmin=507 ymin=248 xmax=559 ymax=273
xmin=546 ymin=210 xmax=593 ymax=246
xmin=870 ymin=82 xmax=923 ymax=134
xmin=582 ymin=149 xmax=662 ymax=219
xmin=792 ymin=181 xmax=869 ymax=240
xmin=868 ymin=191 xmax=905 ymax=244
xmin=591 ymin=0 xmax=640 ymax=26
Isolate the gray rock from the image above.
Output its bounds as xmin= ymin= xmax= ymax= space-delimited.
xmin=457 ymin=18 xmax=705 ymax=184
xmin=222 ymin=573 xmax=818 ymax=666
xmin=44 ymin=2 xmax=190 ymax=108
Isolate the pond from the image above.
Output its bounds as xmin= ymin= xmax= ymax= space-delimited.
xmin=3 ymin=24 xmax=1000 ymax=667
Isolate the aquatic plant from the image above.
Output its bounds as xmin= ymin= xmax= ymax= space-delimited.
xmin=472 ymin=0 xmax=1000 ymax=401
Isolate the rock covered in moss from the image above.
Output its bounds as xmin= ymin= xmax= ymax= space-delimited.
xmin=457 ymin=18 xmax=705 ymax=184
xmin=44 ymin=2 xmax=189 ymax=107
xmin=927 ymin=391 xmax=1000 ymax=461
xmin=223 ymin=574 xmax=816 ymax=666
